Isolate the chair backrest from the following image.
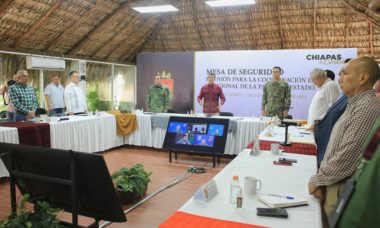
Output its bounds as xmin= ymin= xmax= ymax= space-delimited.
xmin=220 ymin=112 xmax=233 ymax=117
xmin=35 ymin=108 xmax=47 ymax=116
xmin=0 ymin=111 xmax=6 ymax=119
xmin=286 ymin=115 xmax=293 ymax=119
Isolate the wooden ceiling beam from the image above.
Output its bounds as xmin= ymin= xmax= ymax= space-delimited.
xmin=118 ymin=18 xmax=161 ymax=62
xmin=171 ymin=19 xmax=185 ymax=51
xmin=248 ymin=7 xmax=256 ymax=49
xmin=341 ymin=0 xmax=380 ymax=30
xmin=13 ymin=0 xmax=64 ymax=47
xmin=102 ymin=18 xmax=145 ymax=60
xmin=369 ymin=23 xmax=373 ymax=57
xmin=191 ymin=0 xmax=206 ymax=50
xmin=91 ymin=11 xmax=142 ymax=57
xmin=67 ymin=0 xmax=133 ymax=55
xmin=43 ymin=1 xmax=97 ymax=52
xmin=313 ymin=0 xmax=317 ymax=48
xmin=277 ymin=1 xmax=284 ymax=49
xmin=0 ymin=0 xmax=14 ymax=16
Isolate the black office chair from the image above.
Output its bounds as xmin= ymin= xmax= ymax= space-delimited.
xmin=286 ymin=115 xmax=293 ymax=119
xmin=0 ymin=111 xmax=6 ymax=119
xmin=220 ymin=112 xmax=233 ymax=117
xmin=35 ymin=108 xmax=47 ymax=116
xmin=167 ymin=109 xmax=177 ymax=113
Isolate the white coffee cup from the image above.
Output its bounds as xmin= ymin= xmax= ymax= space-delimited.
xmin=271 ymin=143 xmax=282 ymax=155
xmin=244 ymin=176 xmax=262 ymax=195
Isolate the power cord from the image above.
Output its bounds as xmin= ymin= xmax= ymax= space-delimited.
xmin=187 ymin=166 xmax=206 ymax=173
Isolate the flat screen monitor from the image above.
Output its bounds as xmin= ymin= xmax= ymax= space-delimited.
xmin=0 ymin=143 xmax=126 ymax=223
xmin=163 ymin=116 xmax=229 ymax=154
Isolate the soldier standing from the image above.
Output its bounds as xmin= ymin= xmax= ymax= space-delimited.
xmin=145 ymin=74 xmax=170 ymax=113
xmin=261 ymin=66 xmax=291 ymax=118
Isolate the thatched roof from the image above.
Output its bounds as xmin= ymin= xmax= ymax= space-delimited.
xmin=0 ymin=0 xmax=379 ymax=63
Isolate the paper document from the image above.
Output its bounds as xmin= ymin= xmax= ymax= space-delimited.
xmin=259 ymin=194 xmax=308 ymax=208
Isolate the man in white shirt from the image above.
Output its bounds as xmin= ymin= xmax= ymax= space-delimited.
xmin=307 ymin=68 xmax=340 ymax=127
xmin=64 ymin=71 xmax=87 ymax=115
xmin=44 ymin=74 xmax=65 ymax=116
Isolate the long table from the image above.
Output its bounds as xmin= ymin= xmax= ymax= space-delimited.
xmin=160 ymin=149 xmax=322 ymax=228
xmin=50 ymin=114 xmax=124 ymax=153
xmin=0 ymin=127 xmax=19 ymax=178
xmin=0 ymin=113 xmax=269 ymax=178
xmin=246 ymin=125 xmax=317 ymax=156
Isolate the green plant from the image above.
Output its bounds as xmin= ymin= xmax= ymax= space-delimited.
xmin=111 ymin=164 xmax=152 ymax=197
xmin=87 ymin=90 xmax=101 ymax=112
xmin=0 ymin=194 xmax=68 ymax=228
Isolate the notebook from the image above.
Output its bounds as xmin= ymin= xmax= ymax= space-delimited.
xmin=259 ymin=194 xmax=308 ymax=208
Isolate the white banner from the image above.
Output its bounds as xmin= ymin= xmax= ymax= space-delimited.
xmin=194 ymin=48 xmax=357 ymax=119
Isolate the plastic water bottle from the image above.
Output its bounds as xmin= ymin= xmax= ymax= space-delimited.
xmin=250 ymin=135 xmax=261 ymax=156
xmin=236 ymin=188 xmax=243 ymax=211
xmin=190 ymin=109 xmax=194 ymax=115
xmin=229 ymin=176 xmax=241 ymax=204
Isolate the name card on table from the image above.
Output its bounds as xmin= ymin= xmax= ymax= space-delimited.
xmin=193 ymin=179 xmax=218 ymax=202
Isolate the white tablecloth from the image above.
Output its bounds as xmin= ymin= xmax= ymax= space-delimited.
xmin=179 ymin=149 xmax=322 ymax=228
xmin=0 ymin=127 xmax=19 ymax=178
xmin=50 ymin=114 xmax=124 ymax=153
xmin=125 ymin=114 xmax=153 ymax=147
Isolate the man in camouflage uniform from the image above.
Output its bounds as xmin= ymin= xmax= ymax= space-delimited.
xmin=145 ymin=74 xmax=170 ymax=113
xmin=261 ymin=66 xmax=291 ymax=118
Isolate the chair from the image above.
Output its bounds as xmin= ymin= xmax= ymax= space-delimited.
xmin=220 ymin=112 xmax=233 ymax=117
xmin=167 ymin=109 xmax=177 ymax=113
xmin=35 ymin=108 xmax=47 ymax=116
xmin=286 ymin=115 xmax=293 ymax=119
xmin=0 ymin=111 xmax=6 ymax=119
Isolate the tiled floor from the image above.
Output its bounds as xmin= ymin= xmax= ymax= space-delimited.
xmin=0 ymin=146 xmax=231 ymax=227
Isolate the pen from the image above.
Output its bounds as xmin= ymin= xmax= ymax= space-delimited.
xmin=268 ymin=194 xmax=294 ymax=200
xmin=299 ymin=132 xmax=311 ymax=135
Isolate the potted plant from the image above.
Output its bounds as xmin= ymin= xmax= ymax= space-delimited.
xmin=111 ymin=164 xmax=152 ymax=204
xmin=0 ymin=194 xmax=69 ymax=228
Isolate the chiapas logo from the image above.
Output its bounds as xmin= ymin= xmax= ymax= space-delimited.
xmin=306 ymin=54 xmax=343 ymax=64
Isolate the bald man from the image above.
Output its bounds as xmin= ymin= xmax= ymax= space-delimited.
xmin=308 ymin=57 xmax=380 ymax=216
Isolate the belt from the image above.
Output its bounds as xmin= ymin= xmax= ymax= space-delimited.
xmin=15 ymin=110 xmax=27 ymax=115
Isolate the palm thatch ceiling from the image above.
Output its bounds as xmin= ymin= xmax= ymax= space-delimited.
xmin=0 ymin=0 xmax=379 ymax=64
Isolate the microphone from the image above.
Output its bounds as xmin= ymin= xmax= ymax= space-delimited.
xmin=280 ymin=121 xmax=297 ymax=146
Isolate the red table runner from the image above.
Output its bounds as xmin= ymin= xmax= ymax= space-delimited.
xmin=246 ymin=139 xmax=317 ymax=156
xmin=0 ymin=122 xmax=51 ymax=148
xmin=160 ymin=211 xmax=267 ymax=228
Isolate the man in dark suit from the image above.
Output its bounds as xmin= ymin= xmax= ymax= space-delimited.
xmin=314 ymin=94 xmax=348 ymax=166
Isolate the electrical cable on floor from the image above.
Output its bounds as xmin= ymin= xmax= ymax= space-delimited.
xmin=99 ymin=169 xmax=194 ymax=228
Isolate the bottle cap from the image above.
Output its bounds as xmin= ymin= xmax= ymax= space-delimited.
xmin=232 ymin=175 xmax=239 ymax=180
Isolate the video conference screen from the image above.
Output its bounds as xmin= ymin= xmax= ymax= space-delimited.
xmin=163 ymin=116 xmax=229 ymax=154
